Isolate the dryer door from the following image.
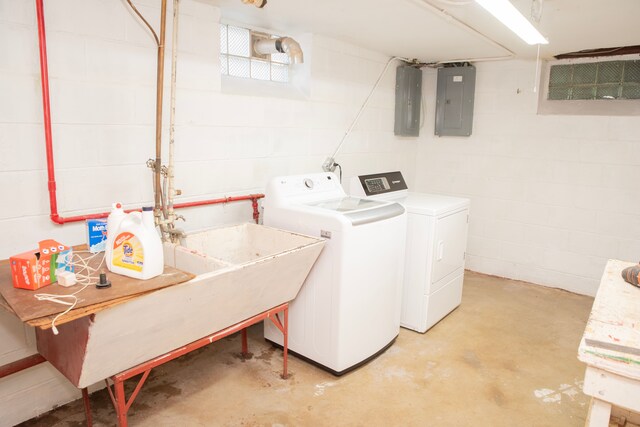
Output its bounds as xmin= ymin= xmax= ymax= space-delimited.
xmin=432 ymin=209 xmax=469 ymax=284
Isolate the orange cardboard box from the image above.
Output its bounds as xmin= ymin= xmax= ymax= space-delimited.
xmin=10 ymin=240 xmax=73 ymax=291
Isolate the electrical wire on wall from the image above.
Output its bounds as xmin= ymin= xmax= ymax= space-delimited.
xmin=322 ymin=55 xmax=411 ymax=177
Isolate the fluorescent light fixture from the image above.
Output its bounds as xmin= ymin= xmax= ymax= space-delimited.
xmin=475 ymin=0 xmax=548 ymax=45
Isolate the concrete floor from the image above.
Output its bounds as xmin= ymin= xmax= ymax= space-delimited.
xmin=19 ymin=271 xmax=594 ymax=427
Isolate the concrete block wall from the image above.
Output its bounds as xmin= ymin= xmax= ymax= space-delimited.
xmin=414 ymin=61 xmax=640 ymax=296
xmin=0 ymin=1 xmax=415 ymax=425
xmin=2 ymin=0 xmax=637 ymax=423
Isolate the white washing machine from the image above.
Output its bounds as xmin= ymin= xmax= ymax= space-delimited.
xmin=263 ymin=172 xmax=406 ymax=375
xmin=350 ymin=171 xmax=469 ymax=333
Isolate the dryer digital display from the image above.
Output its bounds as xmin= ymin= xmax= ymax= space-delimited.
xmin=364 ymin=177 xmax=390 ymax=194
xmin=356 ymin=171 xmax=407 ymax=196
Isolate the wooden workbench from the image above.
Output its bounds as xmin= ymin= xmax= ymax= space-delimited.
xmin=578 ymin=259 xmax=640 ymax=426
xmin=0 ymin=251 xmax=194 ymax=328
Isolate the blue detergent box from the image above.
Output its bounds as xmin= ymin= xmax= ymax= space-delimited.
xmin=86 ymin=219 xmax=108 ymax=253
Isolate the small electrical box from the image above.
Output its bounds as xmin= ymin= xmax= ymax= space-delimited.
xmin=435 ymin=65 xmax=476 ymax=137
xmin=394 ymin=65 xmax=422 ymax=137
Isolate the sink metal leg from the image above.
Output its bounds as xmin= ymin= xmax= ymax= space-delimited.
xmin=114 ymin=379 xmax=127 ymax=427
xmin=270 ymin=306 xmax=289 ymax=379
xmin=106 ymin=370 xmax=150 ymax=427
xmin=241 ymin=328 xmax=249 ymax=356
xmin=283 ymin=306 xmax=289 ymax=379
xmin=100 ymin=303 xmax=289 ymax=425
xmin=81 ymin=388 xmax=92 ymax=427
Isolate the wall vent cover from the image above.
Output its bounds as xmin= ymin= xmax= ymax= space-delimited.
xmin=548 ymin=59 xmax=640 ymax=100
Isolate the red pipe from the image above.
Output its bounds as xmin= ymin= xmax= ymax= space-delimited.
xmin=35 ymin=0 xmax=263 ymax=225
xmin=174 ymin=194 xmax=264 ymax=223
xmin=35 ymin=0 xmax=61 ymax=224
xmin=0 ymin=354 xmax=46 ymax=379
xmin=28 ymin=194 xmax=265 ymax=225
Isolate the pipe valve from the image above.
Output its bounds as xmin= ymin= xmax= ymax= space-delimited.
xmin=322 ymin=157 xmax=337 ymax=172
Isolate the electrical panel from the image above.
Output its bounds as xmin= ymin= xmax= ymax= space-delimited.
xmin=435 ymin=65 xmax=476 ymax=137
xmin=394 ymin=65 xmax=422 ymax=137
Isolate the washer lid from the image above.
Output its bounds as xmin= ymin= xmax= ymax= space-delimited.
xmin=397 ymin=192 xmax=470 ymax=216
xmin=308 ymin=196 xmax=385 ymax=213
xmin=306 ymin=197 xmax=405 ymax=225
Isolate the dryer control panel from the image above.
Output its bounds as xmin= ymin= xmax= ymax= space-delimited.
xmin=353 ymin=171 xmax=408 ymax=197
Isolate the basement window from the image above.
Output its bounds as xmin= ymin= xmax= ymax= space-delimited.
xmin=548 ymin=60 xmax=640 ymax=101
xmin=219 ymin=24 xmax=290 ymax=83
xmin=538 ymin=55 xmax=640 ymax=116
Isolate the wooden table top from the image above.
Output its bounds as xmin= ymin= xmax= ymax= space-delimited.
xmin=0 ymin=249 xmax=194 ymax=329
xmin=578 ymin=259 xmax=640 ymax=380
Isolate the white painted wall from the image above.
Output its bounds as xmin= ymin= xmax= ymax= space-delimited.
xmin=2 ymin=0 xmax=638 ymax=423
xmin=0 ymin=1 xmax=415 ymax=424
xmin=415 ymin=61 xmax=640 ymax=297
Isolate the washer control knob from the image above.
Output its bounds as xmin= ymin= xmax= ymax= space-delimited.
xmin=304 ymin=178 xmax=314 ymax=189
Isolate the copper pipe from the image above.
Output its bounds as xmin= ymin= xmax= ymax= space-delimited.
xmin=173 ymin=194 xmax=264 ymax=224
xmin=36 ymin=0 xmax=263 ymax=225
xmin=125 ymin=0 xmax=160 ymax=46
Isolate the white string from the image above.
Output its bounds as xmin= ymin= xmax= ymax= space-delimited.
xmin=34 ymin=251 xmax=105 ymax=335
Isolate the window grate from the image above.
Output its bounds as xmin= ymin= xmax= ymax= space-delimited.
xmin=548 ymin=59 xmax=640 ymax=100
xmin=219 ymin=24 xmax=290 ymax=83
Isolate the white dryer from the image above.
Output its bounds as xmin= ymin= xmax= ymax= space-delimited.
xmin=263 ymin=172 xmax=406 ymax=375
xmin=351 ymin=171 xmax=469 ymax=333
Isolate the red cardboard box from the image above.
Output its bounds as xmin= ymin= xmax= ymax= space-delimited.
xmin=10 ymin=240 xmax=72 ymax=291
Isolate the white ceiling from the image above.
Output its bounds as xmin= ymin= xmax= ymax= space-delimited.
xmin=200 ymin=0 xmax=640 ymax=63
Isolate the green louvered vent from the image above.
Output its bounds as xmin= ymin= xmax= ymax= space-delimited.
xmin=548 ymin=60 xmax=640 ymax=100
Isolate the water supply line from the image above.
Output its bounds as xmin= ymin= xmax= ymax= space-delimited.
xmin=124 ymin=0 xmax=168 ymax=240
xmin=167 ymin=0 xmax=179 ymax=215
xmin=155 ymin=1 xmax=168 ymax=237
xmin=35 ymin=0 xmax=264 ymax=225
xmin=165 ymin=0 xmax=183 ymax=242
xmin=35 ymin=0 xmax=62 ymax=224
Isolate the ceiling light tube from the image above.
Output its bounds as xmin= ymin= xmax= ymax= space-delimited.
xmin=475 ymin=0 xmax=548 ymax=45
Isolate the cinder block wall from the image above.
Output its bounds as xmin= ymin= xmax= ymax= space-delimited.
xmin=2 ymin=0 xmax=639 ymax=423
xmin=0 ymin=1 xmax=415 ymax=425
xmin=415 ymin=62 xmax=640 ymax=296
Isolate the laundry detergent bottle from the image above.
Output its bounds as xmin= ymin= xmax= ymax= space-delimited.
xmin=104 ymin=202 xmax=126 ymax=267
xmin=106 ymin=205 xmax=164 ymax=280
